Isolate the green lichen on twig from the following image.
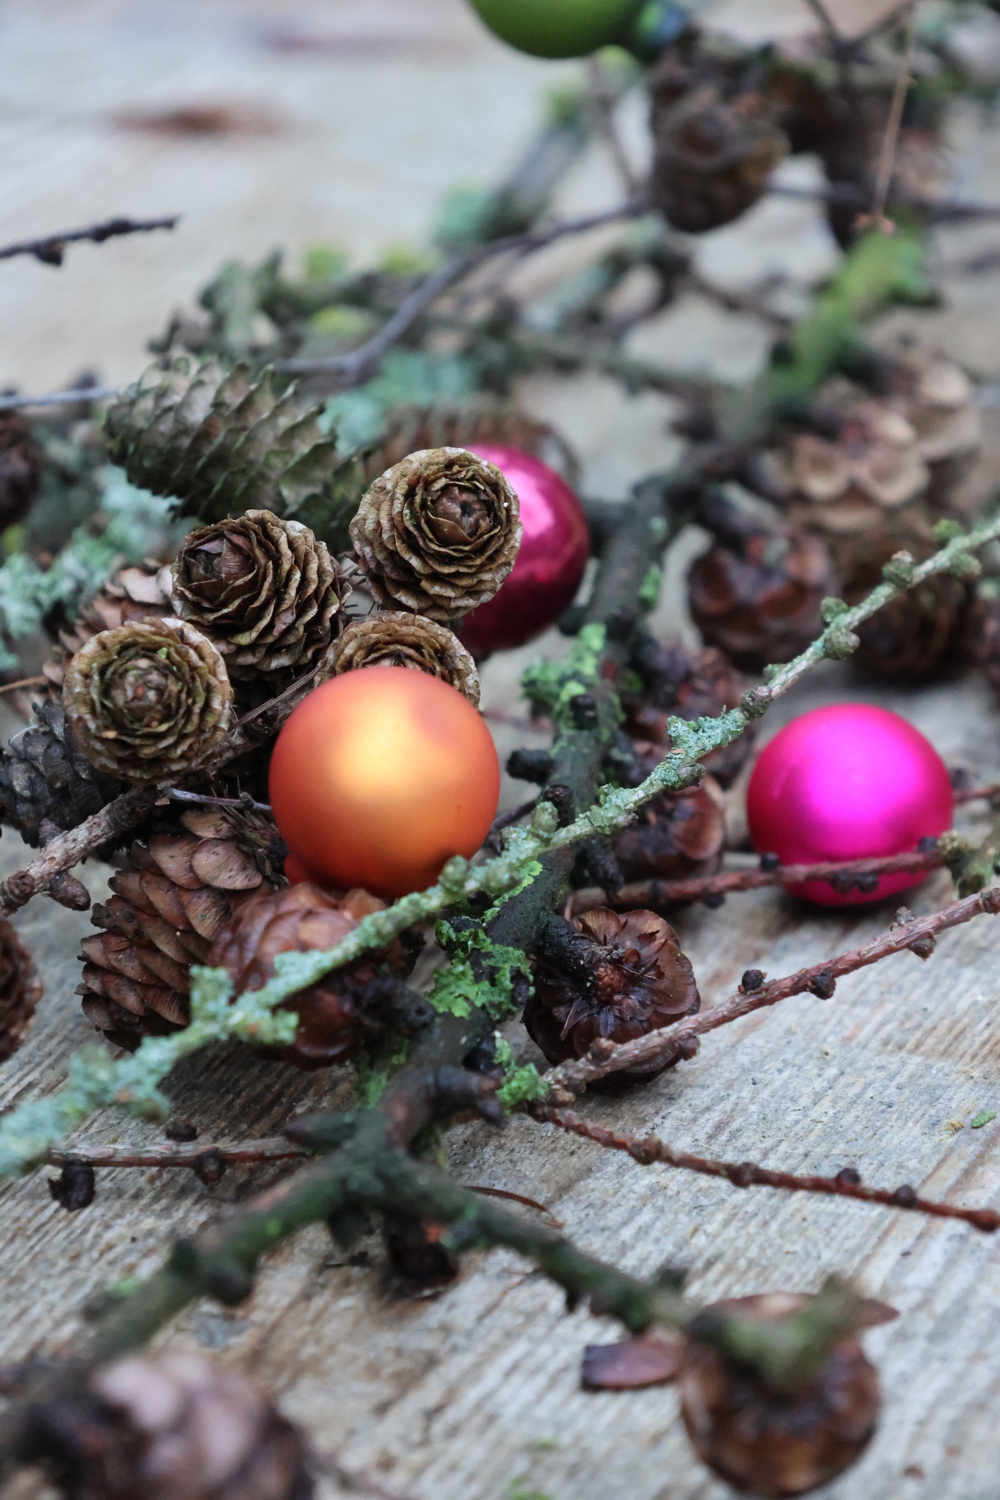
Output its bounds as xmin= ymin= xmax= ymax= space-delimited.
xmin=521 ymin=621 xmax=607 ymax=715
xmin=493 ymin=1035 xmax=547 ymax=1113
xmin=427 ymin=925 xmax=533 ymax=1021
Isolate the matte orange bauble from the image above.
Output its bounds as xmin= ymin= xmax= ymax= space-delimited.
xmin=269 ymin=665 xmax=500 ymax=899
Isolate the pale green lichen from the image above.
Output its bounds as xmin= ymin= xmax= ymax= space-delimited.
xmin=493 ymin=1035 xmax=548 ymax=1113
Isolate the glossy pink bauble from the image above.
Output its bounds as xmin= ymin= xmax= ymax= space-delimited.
xmin=459 ymin=445 xmax=590 ymax=655
xmin=746 ymin=704 xmax=953 ymax=907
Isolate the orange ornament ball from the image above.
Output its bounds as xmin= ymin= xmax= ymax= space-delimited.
xmin=269 ymin=665 xmax=500 ymax=899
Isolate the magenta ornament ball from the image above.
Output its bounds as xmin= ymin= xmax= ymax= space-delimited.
xmin=458 ymin=445 xmax=590 ymax=656
xmin=746 ymin=704 xmax=953 ymax=907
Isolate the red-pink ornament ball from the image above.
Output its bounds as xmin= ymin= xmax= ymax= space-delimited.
xmin=746 ymin=703 xmax=953 ymax=907
xmin=458 ymin=444 xmax=590 ymax=655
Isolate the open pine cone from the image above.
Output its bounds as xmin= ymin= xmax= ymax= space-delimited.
xmin=613 ymin=777 xmax=726 ymax=885
xmin=63 ymin=619 xmax=234 ymax=783
xmin=40 ymin=1351 xmax=313 ymax=1500
xmin=0 ymin=410 xmax=44 ymax=528
xmin=327 ymin=611 xmax=480 ymax=704
xmin=680 ymin=1292 xmax=883 ymax=1498
xmin=79 ymin=807 xmax=280 ymax=1049
xmin=171 ymin=510 xmax=348 ymax=686
xmin=0 ymin=698 xmax=126 ymax=846
xmin=624 ymin=640 xmax=753 ymax=789
xmin=209 ymin=882 xmax=410 ymax=1069
xmin=524 ymin=908 xmax=699 ymax=1080
xmin=0 ymin=917 xmax=43 ymax=1063
xmin=41 ymin=562 xmax=174 ymax=697
xmin=349 ymin=447 xmax=521 ymax=620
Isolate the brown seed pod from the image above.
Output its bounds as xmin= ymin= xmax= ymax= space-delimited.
xmin=0 ymin=410 xmax=44 ymax=528
xmin=40 ymin=1350 xmax=314 ymax=1500
xmin=327 ymin=611 xmax=480 ymax=705
xmin=625 ymin=640 xmax=754 ymax=789
xmin=841 ymin=533 xmax=970 ymax=682
xmin=171 ymin=510 xmax=348 ymax=684
xmin=79 ymin=807 xmax=278 ymax=1049
xmin=349 ymin=447 xmax=521 ymax=620
xmin=0 ymin=917 xmax=43 ymax=1063
xmin=524 ymin=908 xmax=699 ymax=1079
xmin=63 ymin=619 xmax=233 ymax=783
xmin=209 ymin=882 xmax=408 ymax=1069
xmin=41 ymin=562 xmax=175 ymax=698
xmin=0 ymin=698 xmax=127 ymax=847
xmin=650 ymin=78 xmax=788 ymax=234
xmin=680 ymin=1293 xmax=882 ymax=1498
xmin=613 ymin=778 xmax=725 ymax=885
xmin=964 ymin=591 xmax=1000 ymax=707
xmin=688 ymin=528 xmax=836 ymax=672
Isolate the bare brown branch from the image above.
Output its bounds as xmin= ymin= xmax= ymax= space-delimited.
xmin=534 ymin=1106 xmax=1000 ymax=1233
xmin=0 ymin=214 xmax=179 ymax=267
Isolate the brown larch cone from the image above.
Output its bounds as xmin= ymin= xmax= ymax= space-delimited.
xmin=688 ymin=527 xmax=836 ymax=672
xmin=649 ymin=76 xmax=788 ymax=233
xmin=964 ymin=590 xmax=1000 ymax=706
xmin=327 ymin=611 xmax=480 ymax=705
xmin=349 ymin=447 xmax=521 ymax=620
xmin=41 ymin=561 xmax=175 ymax=697
xmin=0 ymin=699 xmax=127 ymax=846
xmin=840 ymin=534 xmax=970 ymax=681
xmin=0 ymin=917 xmax=43 ymax=1062
xmin=524 ymin=908 xmax=699 ymax=1080
xmin=79 ymin=807 xmax=278 ymax=1049
xmin=171 ymin=510 xmax=349 ymax=686
xmin=208 ymin=882 xmax=409 ymax=1069
xmin=624 ymin=638 xmax=754 ymax=789
xmin=613 ymin=777 xmax=725 ymax=885
xmin=0 ymin=410 xmax=44 ymax=528
xmin=41 ymin=1350 xmax=312 ymax=1500
xmin=680 ymin=1292 xmax=884 ymax=1498
xmin=63 ymin=619 xmax=234 ymax=782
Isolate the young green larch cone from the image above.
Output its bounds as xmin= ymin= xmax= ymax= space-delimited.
xmin=63 ymin=619 xmax=233 ymax=782
xmin=38 ymin=1350 xmax=313 ymax=1500
xmin=349 ymin=446 xmax=521 ymax=620
xmin=171 ymin=509 xmax=348 ymax=685
xmin=0 ymin=917 xmax=43 ymax=1063
xmin=104 ymin=355 xmax=348 ymax=533
xmin=0 ymin=699 xmax=127 ymax=846
xmin=328 ymin=610 xmax=480 ymax=704
xmin=79 ymin=807 xmax=279 ymax=1049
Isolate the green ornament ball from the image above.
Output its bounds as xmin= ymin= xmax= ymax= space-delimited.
xmin=466 ymin=0 xmax=643 ymax=59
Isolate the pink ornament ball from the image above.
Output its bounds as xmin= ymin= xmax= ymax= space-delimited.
xmin=746 ymin=703 xmax=953 ymax=907
xmin=458 ymin=444 xmax=590 ymax=655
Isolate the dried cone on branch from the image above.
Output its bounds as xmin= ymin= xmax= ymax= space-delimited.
xmin=0 ymin=917 xmax=43 ymax=1062
xmin=680 ymin=1291 xmax=886 ymax=1498
xmin=171 ymin=510 xmax=348 ymax=687
xmin=349 ymin=447 xmax=521 ymax=621
xmin=46 ymin=1350 xmax=312 ymax=1500
xmin=840 ymin=534 xmax=969 ymax=681
xmin=650 ymin=75 xmax=788 ymax=233
xmin=624 ymin=640 xmax=753 ymax=789
xmin=79 ymin=807 xmax=280 ymax=1049
xmin=0 ymin=410 xmax=44 ymax=528
xmin=964 ymin=589 xmax=1000 ymax=706
xmin=328 ymin=611 xmax=480 ymax=704
xmin=0 ymin=699 xmax=126 ymax=846
xmin=209 ymin=882 xmax=409 ymax=1069
xmin=688 ymin=526 xmax=836 ymax=672
xmin=42 ymin=562 xmax=174 ymax=696
xmin=63 ymin=619 xmax=233 ymax=782
xmin=613 ymin=777 xmax=725 ymax=885
xmin=524 ymin=908 xmax=699 ymax=1080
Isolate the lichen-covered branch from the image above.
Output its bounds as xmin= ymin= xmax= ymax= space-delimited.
xmin=534 ymin=1106 xmax=1000 ymax=1233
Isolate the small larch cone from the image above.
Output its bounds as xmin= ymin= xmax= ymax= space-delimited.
xmin=209 ymin=882 xmax=409 ymax=1069
xmin=650 ymin=79 xmax=788 ymax=233
xmin=0 ymin=917 xmax=43 ymax=1062
xmin=625 ymin=639 xmax=754 ymax=789
xmin=0 ymin=699 xmax=127 ymax=847
xmin=964 ymin=590 xmax=1000 ymax=706
xmin=63 ymin=619 xmax=234 ymax=782
xmin=841 ymin=535 xmax=970 ymax=681
xmin=328 ymin=611 xmax=480 ymax=705
xmin=688 ymin=527 xmax=836 ymax=672
xmin=171 ymin=510 xmax=348 ymax=686
xmin=524 ymin=908 xmax=699 ymax=1080
xmin=349 ymin=447 xmax=521 ymax=620
xmin=680 ymin=1293 xmax=883 ymax=1498
xmin=0 ymin=409 xmax=44 ymax=528
xmin=613 ymin=778 xmax=725 ymax=885
xmin=42 ymin=562 xmax=174 ymax=696
xmin=42 ymin=1350 xmax=313 ymax=1500
xmin=104 ymin=356 xmax=343 ymax=534
xmin=79 ymin=808 xmax=278 ymax=1049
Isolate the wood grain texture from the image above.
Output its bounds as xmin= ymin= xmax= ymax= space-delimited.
xmin=2 ymin=665 xmax=1000 ymax=1500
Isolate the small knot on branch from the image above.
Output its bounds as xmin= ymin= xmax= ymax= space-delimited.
xmin=808 ymin=969 xmax=836 ymax=999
